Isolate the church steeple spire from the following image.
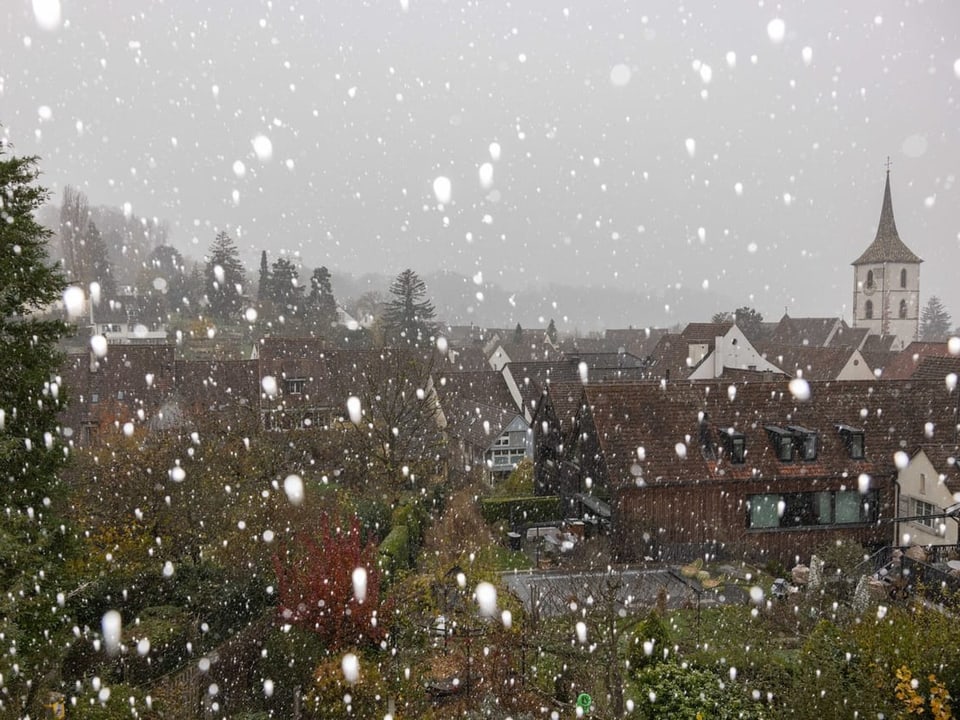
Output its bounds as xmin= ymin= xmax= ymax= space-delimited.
xmin=852 ymin=167 xmax=922 ymax=265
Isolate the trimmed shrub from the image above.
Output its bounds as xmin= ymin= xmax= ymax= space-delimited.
xmin=378 ymin=524 xmax=411 ymax=578
xmin=479 ymin=496 xmax=561 ymax=526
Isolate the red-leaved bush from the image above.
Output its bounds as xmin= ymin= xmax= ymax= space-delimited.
xmin=272 ymin=515 xmax=388 ymax=650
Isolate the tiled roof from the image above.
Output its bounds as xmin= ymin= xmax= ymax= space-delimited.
xmin=767 ymin=315 xmax=842 ymax=348
xmin=681 ymin=322 xmax=734 ymax=340
xmin=881 ymin=342 xmax=956 ymax=380
xmin=829 ymin=325 xmax=870 ymax=350
xmin=853 ymin=172 xmax=923 ymax=265
xmin=442 ymin=400 xmax=522 ymax=450
xmin=581 ymin=379 xmax=958 ymax=490
xmin=603 ymin=328 xmax=669 ymax=358
xmin=860 ymin=334 xmax=899 ymax=353
xmin=756 ymin=344 xmax=859 ymax=381
xmin=646 ymin=333 xmax=710 ymax=380
xmin=435 ymin=370 xmax=517 ymax=413
xmin=911 ymin=355 xmax=960 ymax=383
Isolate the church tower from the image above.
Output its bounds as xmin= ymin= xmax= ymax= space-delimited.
xmin=851 ymin=168 xmax=922 ymax=349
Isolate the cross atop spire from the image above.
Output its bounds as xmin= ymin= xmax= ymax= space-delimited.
xmin=885 ymin=156 xmax=892 ymax=173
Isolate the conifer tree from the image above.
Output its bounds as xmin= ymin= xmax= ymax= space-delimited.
xmin=382 ymin=268 xmax=438 ymax=346
xmin=920 ymin=296 xmax=952 ymax=341
xmin=0 ymin=143 xmax=73 ymax=715
xmin=204 ymin=231 xmax=246 ymax=320
xmin=269 ymin=256 xmax=303 ymax=320
xmin=307 ymin=266 xmax=338 ymax=330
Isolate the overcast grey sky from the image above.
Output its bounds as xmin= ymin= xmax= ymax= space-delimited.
xmin=3 ymin=0 xmax=959 ymax=326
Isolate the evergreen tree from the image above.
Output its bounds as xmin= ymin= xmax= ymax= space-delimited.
xmin=307 ymin=266 xmax=338 ymax=330
xmin=257 ymin=250 xmax=270 ymax=303
xmin=382 ymin=269 xmax=438 ymax=346
xmin=546 ymin=318 xmax=558 ymax=344
xmin=84 ymin=221 xmax=116 ymax=300
xmin=920 ymin=296 xmax=952 ymax=341
xmin=204 ymin=231 xmax=246 ymax=321
xmin=513 ymin=322 xmax=523 ymax=343
xmin=269 ymin=256 xmax=303 ymax=320
xmin=0 ymin=145 xmax=74 ymax=715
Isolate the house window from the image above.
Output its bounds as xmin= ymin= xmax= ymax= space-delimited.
xmin=721 ymin=430 xmax=746 ymax=464
xmin=911 ymin=498 xmax=939 ymax=530
xmin=285 ymin=378 xmax=306 ymax=395
xmin=919 ymin=473 xmax=926 ymax=495
xmin=748 ymin=494 xmax=781 ymax=528
xmin=81 ymin=422 xmax=99 ymax=444
xmin=899 ymin=299 xmax=907 ymax=319
xmin=865 ymin=300 xmax=873 ymax=319
xmin=787 ymin=425 xmax=818 ymax=461
xmin=836 ymin=424 xmax=865 ymax=459
xmin=91 ymin=393 xmax=100 ymax=404
xmin=765 ymin=426 xmax=794 ymax=461
xmin=866 ymin=270 xmax=874 ymax=288
xmin=747 ymin=489 xmax=878 ymax=529
xmin=900 ymin=268 xmax=907 ymax=288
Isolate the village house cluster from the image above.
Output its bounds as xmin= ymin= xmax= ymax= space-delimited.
xmin=58 ymin=172 xmax=960 ymax=567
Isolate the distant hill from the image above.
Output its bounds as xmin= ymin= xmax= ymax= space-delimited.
xmin=331 ymin=269 xmax=734 ymax=333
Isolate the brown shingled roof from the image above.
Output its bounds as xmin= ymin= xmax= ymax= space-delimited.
xmin=756 ymin=344 xmax=860 ymax=381
xmin=582 ymin=379 xmax=958 ymax=490
xmin=853 ymin=171 xmax=923 ymax=265
xmin=767 ymin=315 xmax=844 ymax=348
xmin=881 ymin=342 xmax=957 ymax=380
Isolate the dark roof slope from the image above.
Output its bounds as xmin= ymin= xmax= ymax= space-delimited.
xmin=853 ymin=171 xmax=923 ymax=265
xmin=582 ymin=379 xmax=957 ymax=489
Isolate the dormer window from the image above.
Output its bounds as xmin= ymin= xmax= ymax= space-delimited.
xmin=719 ymin=428 xmax=747 ymax=464
xmin=285 ymin=378 xmax=306 ymax=395
xmin=729 ymin=432 xmax=746 ymax=464
xmin=836 ymin=424 xmax=865 ymax=460
xmin=765 ymin=426 xmax=794 ymax=461
xmin=787 ymin=425 xmax=819 ymax=461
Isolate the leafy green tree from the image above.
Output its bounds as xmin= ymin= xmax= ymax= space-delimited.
xmin=632 ymin=662 xmax=765 ymax=719
xmin=382 ymin=269 xmax=438 ymax=346
xmin=307 ymin=266 xmax=338 ymax=331
xmin=0 ymin=144 xmax=74 ymax=716
xmin=204 ymin=231 xmax=246 ymax=320
xmin=920 ymin=295 xmax=952 ymax=341
xmin=137 ymin=244 xmax=188 ymax=320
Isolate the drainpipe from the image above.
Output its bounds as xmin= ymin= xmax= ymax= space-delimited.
xmin=892 ymin=471 xmax=902 ymax=548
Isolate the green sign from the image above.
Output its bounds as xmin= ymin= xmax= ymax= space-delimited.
xmin=576 ymin=692 xmax=592 ymax=710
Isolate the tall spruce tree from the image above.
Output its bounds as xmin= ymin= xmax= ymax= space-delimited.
xmin=920 ymin=296 xmax=952 ymax=341
xmin=383 ymin=268 xmax=438 ymax=346
xmin=307 ymin=266 xmax=338 ymax=330
xmin=0 ymin=145 xmax=74 ymax=715
xmin=204 ymin=231 xmax=246 ymax=321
